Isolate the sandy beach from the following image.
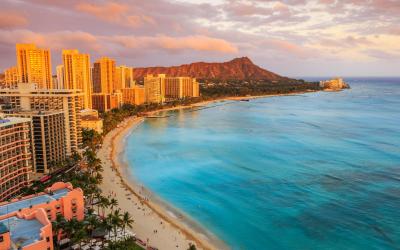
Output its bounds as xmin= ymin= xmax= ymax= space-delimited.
xmin=99 ymin=115 xmax=225 ymax=250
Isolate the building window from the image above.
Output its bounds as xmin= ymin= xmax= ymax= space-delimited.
xmin=0 ymin=235 xmax=3 ymax=242
xmin=46 ymin=237 xmax=50 ymax=242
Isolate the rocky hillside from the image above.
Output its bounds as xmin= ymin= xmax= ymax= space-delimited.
xmin=133 ymin=57 xmax=287 ymax=81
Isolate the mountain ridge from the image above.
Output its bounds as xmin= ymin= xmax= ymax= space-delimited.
xmin=133 ymin=57 xmax=287 ymax=81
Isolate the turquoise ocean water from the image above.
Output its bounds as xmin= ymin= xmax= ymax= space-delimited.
xmin=124 ymin=78 xmax=400 ymax=250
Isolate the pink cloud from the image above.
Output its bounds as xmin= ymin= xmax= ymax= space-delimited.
xmin=0 ymin=30 xmax=101 ymax=52
xmin=106 ymin=35 xmax=239 ymax=53
xmin=0 ymin=29 xmax=237 ymax=57
xmin=262 ymin=39 xmax=311 ymax=57
xmin=0 ymin=11 xmax=28 ymax=29
xmin=75 ymin=2 xmax=155 ymax=28
xmin=75 ymin=2 xmax=128 ymax=22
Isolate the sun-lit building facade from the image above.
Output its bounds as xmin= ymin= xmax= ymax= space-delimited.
xmin=62 ymin=49 xmax=92 ymax=109
xmin=144 ymin=74 xmax=199 ymax=103
xmin=4 ymin=66 xmax=18 ymax=88
xmin=164 ymin=77 xmax=199 ymax=100
xmin=121 ymin=86 xmax=145 ymax=106
xmin=16 ymin=44 xmax=52 ymax=89
xmin=93 ymin=57 xmax=116 ymax=94
xmin=115 ymin=65 xmax=135 ymax=90
xmin=0 ymin=116 xmax=34 ymax=202
xmin=144 ymin=74 xmax=166 ymax=104
xmin=56 ymin=65 xmax=64 ymax=89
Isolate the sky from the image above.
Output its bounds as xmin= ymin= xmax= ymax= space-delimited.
xmin=0 ymin=0 xmax=399 ymax=77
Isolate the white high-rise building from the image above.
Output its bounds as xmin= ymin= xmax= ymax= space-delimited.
xmin=0 ymin=83 xmax=83 ymax=155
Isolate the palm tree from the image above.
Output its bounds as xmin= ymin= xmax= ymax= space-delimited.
xmin=85 ymin=210 xmax=100 ymax=238
xmin=111 ymin=209 xmax=123 ymax=242
xmin=52 ymin=214 xmax=66 ymax=248
xmin=109 ymin=198 xmax=118 ymax=213
xmin=121 ymin=211 xmax=134 ymax=239
xmin=100 ymin=196 xmax=110 ymax=217
xmin=105 ymin=213 xmax=114 ymax=240
xmin=63 ymin=218 xmax=79 ymax=248
xmin=72 ymin=224 xmax=88 ymax=249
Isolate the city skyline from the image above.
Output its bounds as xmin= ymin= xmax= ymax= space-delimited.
xmin=0 ymin=0 xmax=399 ymax=77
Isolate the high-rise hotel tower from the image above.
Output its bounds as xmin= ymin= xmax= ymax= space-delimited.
xmin=115 ymin=65 xmax=135 ymax=90
xmin=92 ymin=57 xmax=116 ymax=94
xmin=62 ymin=49 xmax=92 ymax=109
xmin=0 ymin=83 xmax=83 ymax=155
xmin=16 ymin=44 xmax=52 ymax=89
xmin=0 ymin=116 xmax=34 ymax=201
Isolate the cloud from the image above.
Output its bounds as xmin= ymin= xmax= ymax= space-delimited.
xmin=75 ymin=2 xmax=128 ymax=21
xmin=105 ymin=35 xmax=239 ymax=53
xmin=363 ymin=49 xmax=400 ymax=60
xmin=75 ymin=2 xmax=155 ymax=28
xmin=258 ymin=38 xmax=315 ymax=58
xmin=0 ymin=30 xmax=100 ymax=52
xmin=0 ymin=0 xmax=400 ymax=76
xmin=0 ymin=11 xmax=28 ymax=29
xmin=318 ymin=36 xmax=374 ymax=48
xmin=0 ymin=30 xmax=237 ymax=56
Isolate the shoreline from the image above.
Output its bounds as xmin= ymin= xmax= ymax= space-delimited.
xmin=143 ymin=90 xmax=317 ymax=116
xmin=99 ymin=91 xmax=317 ymax=250
xmin=99 ymin=116 xmax=225 ymax=250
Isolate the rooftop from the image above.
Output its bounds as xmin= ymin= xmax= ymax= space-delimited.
xmin=0 ymin=188 xmax=69 ymax=216
xmin=6 ymin=110 xmax=64 ymax=116
xmin=0 ymin=116 xmax=31 ymax=128
xmin=0 ymin=216 xmax=43 ymax=247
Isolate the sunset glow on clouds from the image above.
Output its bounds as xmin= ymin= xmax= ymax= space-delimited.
xmin=0 ymin=0 xmax=399 ymax=76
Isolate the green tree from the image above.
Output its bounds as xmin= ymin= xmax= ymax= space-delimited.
xmin=121 ymin=211 xmax=134 ymax=239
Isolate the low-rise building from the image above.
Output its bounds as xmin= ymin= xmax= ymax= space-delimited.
xmin=0 ymin=208 xmax=53 ymax=250
xmin=81 ymin=115 xmax=103 ymax=134
xmin=0 ymin=182 xmax=85 ymax=222
xmin=0 ymin=182 xmax=84 ymax=250
xmin=319 ymin=77 xmax=348 ymax=90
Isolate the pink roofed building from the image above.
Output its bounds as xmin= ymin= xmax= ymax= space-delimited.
xmin=0 ymin=182 xmax=85 ymax=250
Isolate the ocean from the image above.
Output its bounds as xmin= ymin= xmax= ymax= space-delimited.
xmin=124 ymin=78 xmax=400 ymax=250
